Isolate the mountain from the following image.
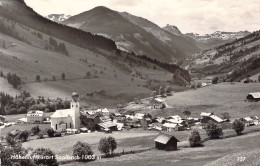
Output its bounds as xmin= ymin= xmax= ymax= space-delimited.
xmin=0 ymin=0 xmax=190 ymax=106
xmin=47 ymin=14 xmax=71 ymax=23
xmin=63 ymin=6 xmax=201 ymax=63
xmin=188 ymin=30 xmax=260 ymax=82
xmin=186 ymin=31 xmax=251 ymax=50
xmin=163 ymin=24 xmax=182 ymax=36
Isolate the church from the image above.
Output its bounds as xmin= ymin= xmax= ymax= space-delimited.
xmin=50 ymin=92 xmax=81 ymax=131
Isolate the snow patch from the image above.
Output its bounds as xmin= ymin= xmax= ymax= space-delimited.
xmin=96 ymin=33 xmax=111 ymax=39
xmin=67 ymin=22 xmax=85 ymax=29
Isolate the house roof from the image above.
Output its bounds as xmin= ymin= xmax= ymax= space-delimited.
xmin=244 ymin=117 xmax=253 ymax=122
xmin=154 ymin=133 xmax=180 ymax=144
xmin=155 ymin=98 xmax=164 ymax=102
xmin=51 ymin=109 xmax=74 ymax=118
xmin=248 ymin=92 xmax=260 ymax=99
xmin=163 ymin=123 xmax=177 ymax=128
xmin=99 ymin=121 xmax=117 ymax=129
xmin=27 ymin=110 xmax=44 ymax=117
xmin=209 ymin=115 xmax=224 ymax=123
xmin=166 ymin=119 xmax=184 ymax=124
xmin=200 ymin=112 xmax=212 ymax=117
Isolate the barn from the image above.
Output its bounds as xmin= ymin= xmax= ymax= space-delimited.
xmin=247 ymin=92 xmax=260 ymax=102
xmin=154 ymin=133 xmax=180 ymax=151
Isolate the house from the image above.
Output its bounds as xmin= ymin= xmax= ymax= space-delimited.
xmin=96 ymin=108 xmax=110 ymax=116
xmin=125 ymin=118 xmax=140 ymax=128
xmin=27 ymin=110 xmax=45 ymax=124
xmin=135 ymin=113 xmax=145 ymax=120
xmin=98 ymin=121 xmax=118 ymax=131
xmin=50 ymin=92 xmax=81 ymax=132
xmin=82 ymin=113 xmax=101 ymax=131
xmin=200 ymin=112 xmax=223 ymax=124
xmin=163 ymin=123 xmax=177 ymax=132
xmin=16 ymin=117 xmax=27 ymax=124
xmin=240 ymin=117 xmax=254 ymax=126
xmin=154 ymin=133 xmax=180 ymax=151
xmin=163 ymin=123 xmax=185 ymax=132
xmin=247 ymin=92 xmax=260 ymax=102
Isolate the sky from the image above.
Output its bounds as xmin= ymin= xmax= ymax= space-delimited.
xmin=24 ymin=0 xmax=260 ymax=34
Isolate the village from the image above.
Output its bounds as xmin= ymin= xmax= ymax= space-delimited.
xmin=0 ymin=83 xmax=260 ymax=165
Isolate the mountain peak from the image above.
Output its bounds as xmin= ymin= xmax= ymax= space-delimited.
xmin=163 ymin=24 xmax=182 ymax=36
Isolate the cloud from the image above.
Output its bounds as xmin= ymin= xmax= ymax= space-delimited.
xmin=24 ymin=0 xmax=260 ymax=34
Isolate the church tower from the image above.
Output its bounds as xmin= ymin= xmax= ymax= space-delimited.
xmin=71 ymin=92 xmax=81 ymax=129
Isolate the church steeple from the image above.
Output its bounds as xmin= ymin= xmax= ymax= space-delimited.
xmin=71 ymin=92 xmax=80 ymax=129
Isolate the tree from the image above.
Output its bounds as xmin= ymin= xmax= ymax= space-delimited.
xmin=107 ymin=136 xmax=117 ymax=155
xmin=0 ymin=141 xmax=35 ymax=166
xmin=31 ymin=126 xmax=41 ymax=135
xmin=205 ymin=121 xmax=223 ymax=139
xmin=47 ymin=128 xmax=55 ymax=137
xmin=73 ymin=141 xmax=93 ymax=161
xmin=258 ymin=74 xmax=260 ymax=82
xmin=3 ymin=41 xmax=6 ymax=49
xmin=183 ymin=110 xmax=191 ymax=119
xmin=232 ymin=119 xmax=245 ymax=135
xmin=165 ymin=86 xmax=172 ymax=94
xmin=0 ymin=70 xmax=3 ymax=77
xmin=35 ymin=75 xmax=41 ymax=82
xmin=62 ymin=73 xmax=65 ymax=80
xmin=159 ymin=86 xmax=164 ymax=95
xmin=31 ymin=148 xmax=58 ymax=166
xmin=86 ymin=72 xmax=91 ymax=78
xmin=98 ymin=137 xmax=110 ymax=156
xmin=188 ymin=129 xmax=202 ymax=147
xmin=212 ymin=77 xmax=219 ymax=84
xmin=221 ymin=112 xmax=230 ymax=121
xmin=18 ymin=130 xmax=30 ymax=142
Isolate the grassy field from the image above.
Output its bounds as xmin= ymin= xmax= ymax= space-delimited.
xmin=66 ymin=126 xmax=260 ymax=166
xmin=163 ymin=82 xmax=260 ymax=119
xmin=22 ymin=130 xmax=159 ymax=160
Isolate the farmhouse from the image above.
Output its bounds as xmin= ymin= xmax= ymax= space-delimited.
xmin=240 ymin=117 xmax=254 ymax=126
xmin=155 ymin=133 xmax=180 ymax=151
xmin=27 ymin=110 xmax=45 ymax=123
xmin=247 ymin=92 xmax=260 ymax=102
xmin=50 ymin=92 xmax=81 ymax=132
xmin=200 ymin=112 xmax=223 ymax=124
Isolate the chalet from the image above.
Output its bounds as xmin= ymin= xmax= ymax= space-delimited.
xmin=98 ymin=121 xmax=118 ymax=131
xmin=27 ymin=110 xmax=45 ymax=124
xmin=155 ymin=133 xmax=180 ymax=151
xmin=50 ymin=92 xmax=81 ymax=132
xmin=125 ymin=118 xmax=140 ymax=128
xmin=247 ymin=92 xmax=260 ymax=102
xmin=240 ymin=117 xmax=254 ymax=126
xmin=82 ymin=113 xmax=101 ymax=131
xmin=200 ymin=112 xmax=223 ymax=124
xmin=163 ymin=123 xmax=185 ymax=132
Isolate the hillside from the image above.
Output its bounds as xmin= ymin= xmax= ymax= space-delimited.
xmin=63 ymin=6 xmax=200 ymax=63
xmin=186 ymin=31 xmax=251 ymax=50
xmin=188 ymin=30 xmax=260 ymax=81
xmin=0 ymin=0 xmax=190 ymax=107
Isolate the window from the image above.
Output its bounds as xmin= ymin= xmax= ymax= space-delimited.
xmin=70 ymin=123 xmax=72 ymax=128
xmin=66 ymin=123 xmax=67 ymax=129
xmin=56 ymin=124 xmax=57 ymax=130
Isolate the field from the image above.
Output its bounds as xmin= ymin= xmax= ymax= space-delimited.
xmin=22 ymin=130 xmax=159 ymax=160
xmin=162 ymin=82 xmax=260 ymax=119
xmin=66 ymin=127 xmax=260 ymax=166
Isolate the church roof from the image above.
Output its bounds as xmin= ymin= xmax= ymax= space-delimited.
xmin=51 ymin=109 xmax=74 ymax=118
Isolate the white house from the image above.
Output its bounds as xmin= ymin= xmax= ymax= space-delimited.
xmin=50 ymin=92 xmax=81 ymax=132
xmin=27 ymin=110 xmax=45 ymax=123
